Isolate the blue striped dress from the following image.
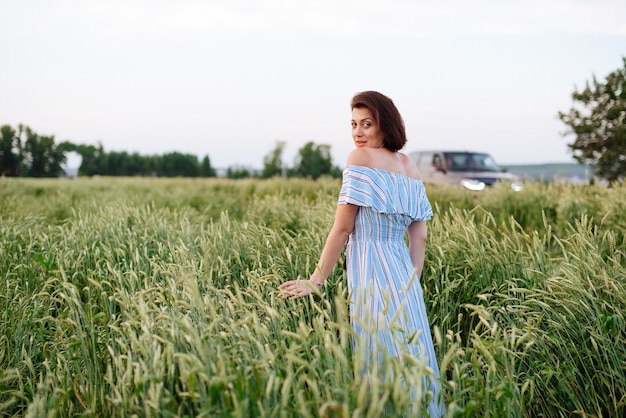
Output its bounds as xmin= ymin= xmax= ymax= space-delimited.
xmin=338 ymin=165 xmax=444 ymax=416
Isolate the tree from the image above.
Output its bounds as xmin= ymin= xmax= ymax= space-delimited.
xmin=226 ymin=166 xmax=252 ymax=179
xmin=293 ymin=141 xmax=338 ymax=180
xmin=200 ymin=155 xmax=216 ymax=177
xmin=261 ymin=141 xmax=285 ymax=178
xmin=104 ymin=150 xmax=130 ymax=176
xmin=70 ymin=143 xmax=106 ymax=176
xmin=129 ymin=152 xmax=144 ymax=176
xmin=22 ymin=127 xmax=66 ymax=177
xmin=158 ymin=152 xmax=200 ymax=177
xmin=0 ymin=124 xmax=22 ymax=176
xmin=558 ymin=57 xmax=626 ymax=183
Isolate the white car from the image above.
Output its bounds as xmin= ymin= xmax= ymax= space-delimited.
xmin=410 ymin=150 xmax=522 ymax=191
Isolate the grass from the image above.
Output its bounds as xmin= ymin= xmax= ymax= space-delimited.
xmin=0 ymin=176 xmax=625 ymax=417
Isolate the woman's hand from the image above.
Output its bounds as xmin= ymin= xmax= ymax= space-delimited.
xmin=278 ymin=279 xmax=322 ymax=299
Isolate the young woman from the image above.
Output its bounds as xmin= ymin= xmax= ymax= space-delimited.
xmin=279 ymin=91 xmax=444 ymax=416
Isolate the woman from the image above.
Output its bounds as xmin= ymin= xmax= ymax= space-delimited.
xmin=279 ymin=91 xmax=444 ymax=416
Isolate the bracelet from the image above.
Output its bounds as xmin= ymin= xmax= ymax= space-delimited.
xmin=310 ymin=279 xmax=324 ymax=288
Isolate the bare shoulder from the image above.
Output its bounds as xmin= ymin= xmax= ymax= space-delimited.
xmin=346 ymin=148 xmax=372 ymax=167
xmin=399 ymin=152 xmax=421 ymax=180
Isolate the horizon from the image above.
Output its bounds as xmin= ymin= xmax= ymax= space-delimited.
xmin=62 ymin=150 xmax=587 ymax=174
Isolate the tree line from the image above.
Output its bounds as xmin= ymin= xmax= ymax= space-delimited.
xmin=0 ymin=124 xmax=217 ymax=178
xmin=1 ymin=124 xmax=68 ymax=178
xmin=0 ymin=124 xmax=341 ymax=179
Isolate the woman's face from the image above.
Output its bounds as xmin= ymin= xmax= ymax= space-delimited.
xmin=351 ymin=107 xmax=384 ymax=149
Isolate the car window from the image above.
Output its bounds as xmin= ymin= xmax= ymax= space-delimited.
xmin=443 ymin=152 xmax=500 ymax=172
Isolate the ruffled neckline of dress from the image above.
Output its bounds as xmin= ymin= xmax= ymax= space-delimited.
xmin=339 ymin=165 xmax=433 ymax=221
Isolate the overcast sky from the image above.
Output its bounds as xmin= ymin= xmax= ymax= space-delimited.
xmin=1 ymin=0 xmax=625 ymax=169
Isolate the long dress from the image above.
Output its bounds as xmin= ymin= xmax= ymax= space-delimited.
xmin=338 ymin=165 xmax=445 ymax=416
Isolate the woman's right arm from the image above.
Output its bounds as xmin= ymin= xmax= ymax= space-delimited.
xmin=310 ymin=203 xmax=358 ymax=285
xmin=278 ymin=203 xmax=357 ymax=299
xmin=278 ymin=149 xmax=367 ymax=299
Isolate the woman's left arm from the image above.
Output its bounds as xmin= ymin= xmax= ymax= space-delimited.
xmin=407 ymin=220 xmax=428 ymax=278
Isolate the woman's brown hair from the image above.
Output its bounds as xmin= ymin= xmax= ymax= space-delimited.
xmin=350 ymin=91 xmax=407 ymax=152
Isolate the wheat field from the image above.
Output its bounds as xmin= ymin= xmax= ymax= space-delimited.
xmin=1 ymin=177 xmax=625 ymax=417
